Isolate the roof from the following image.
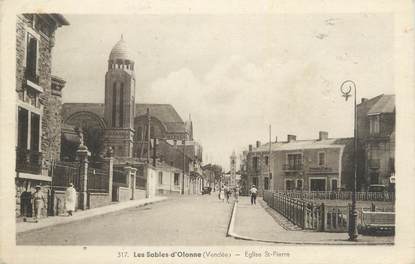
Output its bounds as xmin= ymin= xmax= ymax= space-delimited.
xmin=367 ymin=95 xmax=395 ymax=115
xmin=135 ymin=104 xmax=183 ymax=123
xmin=251 ymin=138 xmax=352 ymax=153
xmin=62 ymin=103 xmax=186 ymax=133
xmin=109 ymin=36 xmax=134 ymax=61
xmin=48 ymin=14 xmax=70 ymax=26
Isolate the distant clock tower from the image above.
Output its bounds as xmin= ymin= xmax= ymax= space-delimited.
xmin=103 ymin=35 xmax=136 ymax=157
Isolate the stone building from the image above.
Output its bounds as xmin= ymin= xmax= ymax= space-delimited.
xmin=246 ymin=132 xmax=354 ymax=196
xmin=61 ymin=36 xmax=203 ymax=194
xmin=357 ymin=94 xmax=395 ymax=191
xmin=15 ymin=14 xmax=69 ymax=216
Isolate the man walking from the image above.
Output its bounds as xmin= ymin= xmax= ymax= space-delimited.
xmin=65 ymin=183 xmax=76 ymax=216
xmin=249 ymin=185 xmax=258 ymax=205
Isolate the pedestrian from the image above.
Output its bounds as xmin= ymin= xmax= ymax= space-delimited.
xmin=65 ymin=183 xmax=76 ymax=216
xmin=220 ymin=186 xmax=225 ymax=201
xmin=249 ymin=185 xmax=258 ymax=205
xmin=224 ymin=185 xmax=230 ymax=203
xmin=32 ymin=185 xmax=46 ymax=222
xmin=234 ymin=185 xmax=240 ymax=203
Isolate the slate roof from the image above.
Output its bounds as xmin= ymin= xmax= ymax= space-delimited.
xmin=251 ymin=138 xmax=352 ymax=153
xmin=367 ymin=95 xmax=395 ymax=115
xmin=62 ymin=103 xmax=185 ymax=133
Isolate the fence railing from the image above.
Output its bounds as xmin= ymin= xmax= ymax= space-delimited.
xmin=51 ymin=162 xmax=80 ymax=190
xmin=87 ymin=167 xmax=109 ymax=193
xmin=264 ymin=191 xmax=350 ymax=232
xmin=279 ymin=190 xmax=395 ymax=202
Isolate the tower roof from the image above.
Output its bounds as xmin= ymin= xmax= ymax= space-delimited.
xmin=109 ymin=35 xmax=134 ymax=61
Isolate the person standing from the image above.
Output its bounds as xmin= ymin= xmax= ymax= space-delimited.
xmin=224 ymin=185 xmax=230 ymax=203
xmin=32 ymin=185 xmax=46 ymax=222
xmin=249 ymin=185 xmax=258 ymax=205
xmin=65 ymin=183 xmax=76 ymax=216
xmin=234 ymin=185 xmax=240 ymax=203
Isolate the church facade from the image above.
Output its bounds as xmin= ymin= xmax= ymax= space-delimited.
xmin=61 ymin=36 xmax=203 ymax=193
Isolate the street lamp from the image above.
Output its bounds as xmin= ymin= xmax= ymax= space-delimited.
xmin=340 ymin=80 xmax=358 ymax=241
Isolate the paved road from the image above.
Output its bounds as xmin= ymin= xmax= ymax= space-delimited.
xmin=17 ymin=194 xmax=258 ymax=246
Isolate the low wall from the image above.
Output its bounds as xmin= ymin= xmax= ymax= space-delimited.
xmin=88 ymin=192 xmax=111 ymax=209
xmin=156 ymin=189 xmax=181 ymax=195
xmin=117 ymin=186 xmax=131 ymax=202
xmin=52 ymin=190 xmax=79 ymax=216
xmin=134 ymin=189 xmax=146 ymax=200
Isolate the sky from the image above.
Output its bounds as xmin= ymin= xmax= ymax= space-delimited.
xmin=52 ymin=14 xmax=394 ymax=170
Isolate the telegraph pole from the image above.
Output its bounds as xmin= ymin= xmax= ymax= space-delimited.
xmin=182 ymin=139 xmax=186 ymax=195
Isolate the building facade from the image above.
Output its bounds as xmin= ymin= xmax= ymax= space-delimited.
xmin=357 ymin=94 xmax=395 ymax=191
xmin=15 ymin=14 xmax=69 ymax=216
xmin=246 ymin=132 xmax=354 ymax=196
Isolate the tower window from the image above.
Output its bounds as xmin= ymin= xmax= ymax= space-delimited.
xmin=119 ymin=82 xmax=124 ymax=127
xmin=112 ymin=82 xmax=117 ymax=127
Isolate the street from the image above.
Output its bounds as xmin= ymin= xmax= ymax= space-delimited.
xmin=17 ymin=194 xmax=257 ymax=246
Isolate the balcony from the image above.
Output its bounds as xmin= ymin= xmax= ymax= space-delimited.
xmin=308 ymin=166 xmax=335 ymax=174
xmin=16 ymin=147 xmax=42 ymax=174
xmin=283 ymin=164 xmax=303 ymax=171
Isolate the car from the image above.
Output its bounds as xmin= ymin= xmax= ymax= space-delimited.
xmin=202 ymin=187 xmax=212 ymax=195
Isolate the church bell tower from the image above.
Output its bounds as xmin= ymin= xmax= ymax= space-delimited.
xmin=103 ymin=35 xmax=136 ymax=157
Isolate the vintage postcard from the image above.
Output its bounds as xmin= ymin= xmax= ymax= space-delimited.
xmin=0 ymin=0 xmax=414 ymax=263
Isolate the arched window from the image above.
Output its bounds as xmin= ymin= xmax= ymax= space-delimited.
xmin=119 ymin=83 xmax=124 ymax=127
xmin=112 ymin=82 xmax=117 ymax=127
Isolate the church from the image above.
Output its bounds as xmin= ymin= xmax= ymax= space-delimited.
xmin=61 ymin=36 xmax=203 ymax=181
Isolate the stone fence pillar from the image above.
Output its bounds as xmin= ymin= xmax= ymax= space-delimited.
xmin=104 ymin=147 xmax=114 ymax=201
xmin=77 ymin=145 xmax=90 ymax=210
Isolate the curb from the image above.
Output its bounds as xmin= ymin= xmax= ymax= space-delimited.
xmin=17 ymin=197 xmax=168 ymax=234
xmin=226 ymin=200 xmax=394 ymax=246
xmin=226 ymin=201 xmax=237 ymax=237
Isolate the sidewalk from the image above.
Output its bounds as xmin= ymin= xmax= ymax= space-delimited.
xmin=229 ymin=197 xmax=394 ymax=245
xmin=17 ymin=196 xmax=167 ymax=234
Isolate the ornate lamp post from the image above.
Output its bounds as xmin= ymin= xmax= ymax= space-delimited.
xmin=340 ymin=80 xmax=358 ymax=241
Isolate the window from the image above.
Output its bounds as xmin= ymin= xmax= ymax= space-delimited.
xmin=370 ymin=115 xmax=380 ymax=135
xmin=252 ymin=177 xmax=258 ymax=186
xmin=296 ymin=179 xmax=303 ymax=190
xmin=265 ymin=156 xmax=269 ymax=166
xmin=264 ymin=177 xmax=269 ymax=190
xmin=253 ymin=157 xmax=259 ymax=171
xmin=286 ymin=180 xmax=295 ymax=191
xmin=25 ymin=32 xmax=38 ymax=83
xmin=30 ymin=113 xmax=40 ymax=151
xmin=174 ymin=173 xmax=179 ymax=185
xmin=331 ymin=179 xmax=338 ymax=191
xmin=119 ymin=82 xmax=124 ymax=127
xmin=287 ymin=153 xmax=302 ymax=169
xmin=17 ymin=107 xmax=40 ymax=152
xmin=158 ymin=171 xmax=163 ymax=184
xmin=112 ymin=82 xmax=117 ymax=127
xmin=318 ymin=152 xmax=326 ymax=167
xmin=17 ymin=107 xmax=29 ymax=149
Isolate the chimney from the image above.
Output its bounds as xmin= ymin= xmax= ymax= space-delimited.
xmin=275 ymin=136 xmax=278 ymax=143
xmin=318 ymin=131 xmax=328 ymax=141
xmin=248 ymin=144 xmax=253 ymax=152
xmin=256 ymin=141 xmax=261 ymax=148
xmin=287 ymin=135 xmax=296 ymax=142
xmin=361 ymin=98 xmax=368 ymax=103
